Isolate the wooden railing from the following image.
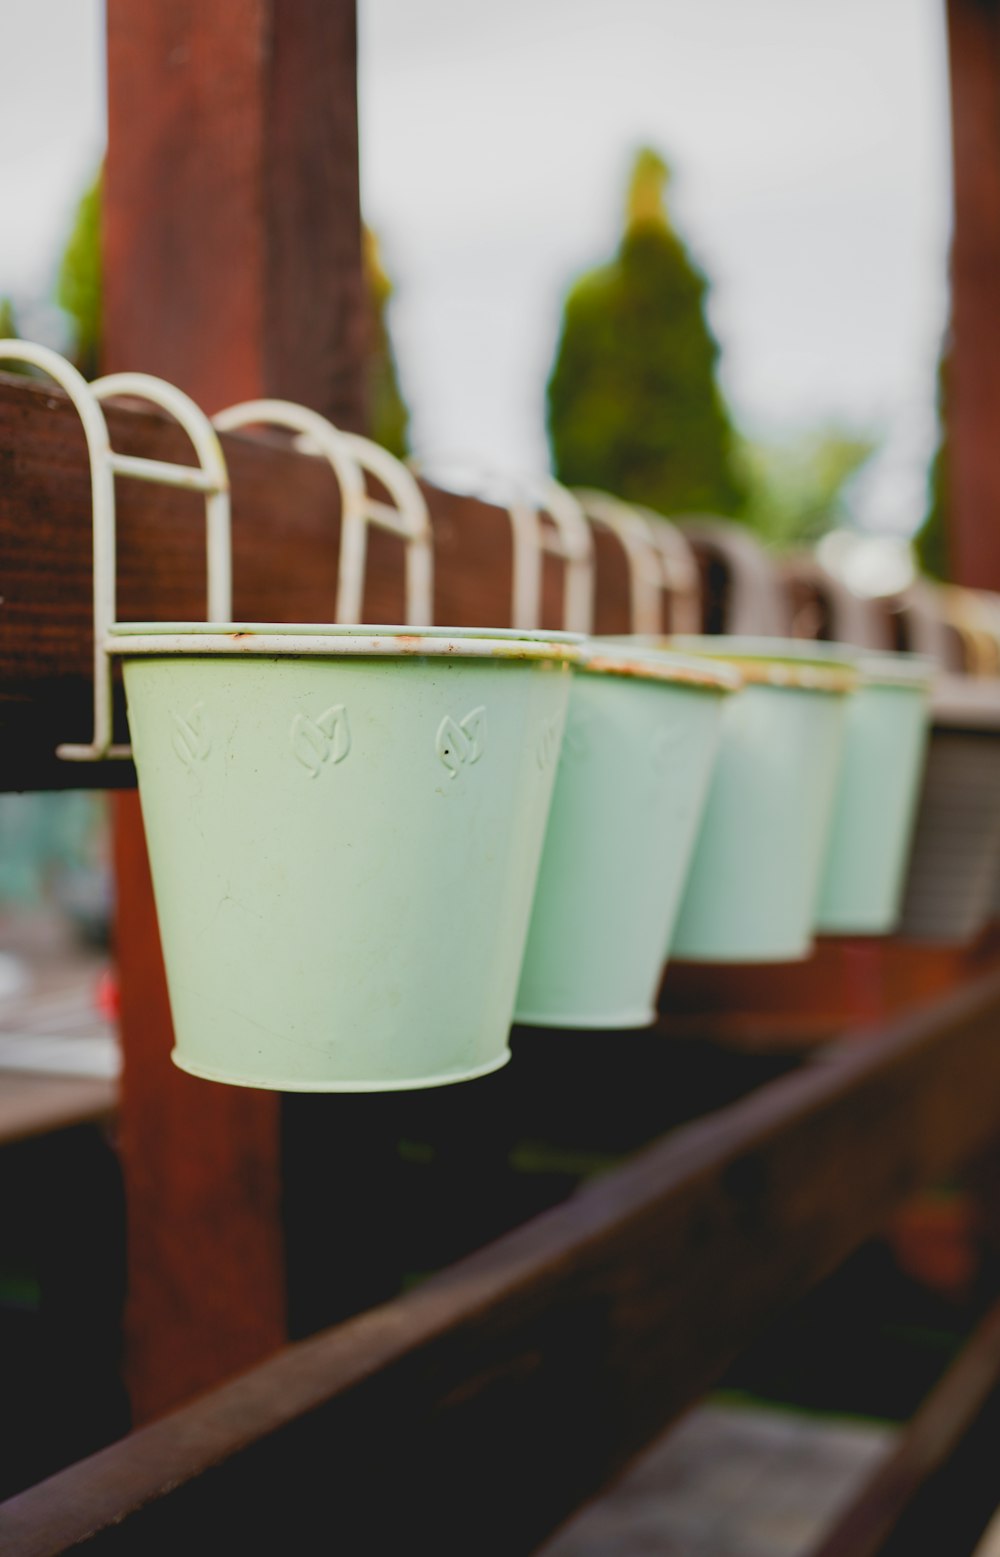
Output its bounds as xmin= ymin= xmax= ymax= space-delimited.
xmin=4 ymin=968 xmax=1000 ymax=1553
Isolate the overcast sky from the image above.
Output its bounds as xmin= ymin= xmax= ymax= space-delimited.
xmin=0 ymin=0 xmax=951 ymax=534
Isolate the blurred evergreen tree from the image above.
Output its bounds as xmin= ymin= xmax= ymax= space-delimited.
xmin=915 ymin=347 xmax=949 ymax=580
xmin=547 ymin=147 xmax=745 ymax=516
xmin=364 ymin=226 xmax=409 ymax=456
xmin=58 ymin=171 xmax=101 ymax=379
xmin=0 ymin=297 xmax=17 ymax=341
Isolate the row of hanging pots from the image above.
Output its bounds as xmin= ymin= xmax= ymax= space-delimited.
xmin=679 ymin=527 xmax=1000 ymax=951
xmin=897 ymin=677 xmax=1000 ymax=945
xmin=117 ymin=628 xmax=932 ymax=1090
xmin=0 ymin=341 xmax=938 ymax=1096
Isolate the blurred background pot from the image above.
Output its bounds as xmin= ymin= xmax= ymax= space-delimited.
xmin=897 ymin=678 xmax=1000 ymax=945
xmin=814 ymin=650 xmax=933 ymax=935
xmin=667 ymin=636 xmax=855 ymax=963
xmin=515 ymin=643 xmax=737 ymax=1028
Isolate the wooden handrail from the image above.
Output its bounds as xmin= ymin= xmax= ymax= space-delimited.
xmin=811 ymin=1297 xmax=1000 ymax=1557
xmin=0 ymin=372 xmax=635 ymax=791
xmin=5 ymin=970 xmax=1000 ymax=1554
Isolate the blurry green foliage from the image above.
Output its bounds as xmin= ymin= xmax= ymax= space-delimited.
xmin=58 ymin=171 xmax=101 ymax=379
xmin=735 ymin=428 xmax=878 ymax=549
xmin=914 ymin=347 xmax=949 ymax=581
xmin=364 ymin=226 xmax=409 ymax=456
xmin=52 ymin=169 xmax=410 ymax=452
xmin=0 ymin=297 xmax=32 ymax=373
xmin=547 ymin=147 xmax=745 ymax=517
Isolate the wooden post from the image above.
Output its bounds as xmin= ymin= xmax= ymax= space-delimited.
xmin=104 ymin=0 xmax=366 ymax=1420
xmin=947 ymin=0 xmax=1000 ymax=590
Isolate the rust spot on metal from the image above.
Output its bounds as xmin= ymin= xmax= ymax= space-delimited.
xmin=579 ymin=651 xmax=738 ymax=692
xmin=718 ymin=658 xmax=857 ymax=693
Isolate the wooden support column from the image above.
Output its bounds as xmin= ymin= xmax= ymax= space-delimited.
xmin=104 ymin=0 xmax=366 ymax=1420
xmin=947 ymin=0 xmax=1000 ymax=589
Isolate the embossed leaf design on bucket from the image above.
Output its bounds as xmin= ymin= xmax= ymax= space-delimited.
xmin=290 ymin=705 xmax=351 ymax=778
xmin=436 ymin=706 xmax=487 ymax=777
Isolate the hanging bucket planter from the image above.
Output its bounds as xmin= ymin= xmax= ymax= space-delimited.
xmin=110 ymin=623 xmax=576 ymax=1089
xmin=814 ymin=650 xmax=934 ymax=935
xmin=666 ymin=636 xmax=856 ymax=963
xmin=2 ymin=343 xmax=578 ymax=1090
xmin=514 ymin=643 xmax=738 ymax=1028
xmin=897 ymin=677 xmax=1000 ymax=944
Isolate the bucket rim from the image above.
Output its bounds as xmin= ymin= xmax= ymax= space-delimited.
xmin=671 ymin=634 xmax=934 ymax=691
xmin=611 ymin=634 xmax=857 ymax=693
xmin=106 ymin=622 xmax=582 ymax=663
xmin=577 ymin=641 xmax=739 ymax=693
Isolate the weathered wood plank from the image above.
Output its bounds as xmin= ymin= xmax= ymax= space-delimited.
xmin=105 ymin=0 xmax=367 ymax=430
xmin=948 ymin=0 xmax=1000 ymax=591
xmin=811 ymin=1297 xmax=1000 ymax=1557
xmin=102 ymin=0 xmax=368 ymax=1425
xmin=0 ymin=372 xmax=632 ymax=792
xmin=4 ymin=969 xmax=1000 ymax=1555
xmin=0 ymin=1074 xmax=117 ymax=1148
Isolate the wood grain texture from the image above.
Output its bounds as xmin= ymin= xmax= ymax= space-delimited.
xmin=102 ymin=0 xmax=370 ymax=1423
xmin=660 ymin=928 xmax=1000 ymax=1050
xmin=0 ymin=372 xmax=634 ymax=792
xmin=105 ymin=0 xmax=366 ymax=426
xmin=5 ymin=968 xmax=1000 ymax=1554
xmin=947 ymin=0 xmax=1000 ymax=590
xmin=811 ymin=1298 xmax=1000 ymax=1557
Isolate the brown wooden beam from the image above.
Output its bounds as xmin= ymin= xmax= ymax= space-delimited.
xmin=947 ymin=0 xmax=1000 ymax=589
xmin=0 ymin=372 xmax=632 ymax=794
xmin=810 ymin=1297 xmax=1000 ymax=1557
xmin=102 ymin=0 xmax=366 ymax=1423
xmin=4 ymin=969 xmax=1000 ymax=1555
xmin=105 ymin=0 xmax=366 ymax=429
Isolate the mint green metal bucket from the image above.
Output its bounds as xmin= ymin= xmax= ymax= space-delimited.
xmin=667 ymin=637 xmax=855 ymax=962
xmin=814 ymin=651 xmax=933 ymax=934
xmin=514 ymin=645 xmax=737 ymax=1028
xmin=109 ymin=624 xmax=577 ymax=1091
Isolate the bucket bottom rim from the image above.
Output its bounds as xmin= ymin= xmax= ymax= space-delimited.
xmin=815 ymin=918 xmax=897 ymax=936
xmin=669 ymin=944 xmax=814 ymax=966
xmin=512 ymin=1004 xmax=656 ymax=1030
xmin=171 ymin=1048 xmax=511 ymax=1092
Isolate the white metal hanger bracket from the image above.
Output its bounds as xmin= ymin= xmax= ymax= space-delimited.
xmin=0 ymin=340 xmax=231 ymax=761
xmin=215 ymin=402 xmax=434 ymax=627
xmin=576 ymin=490 xmax=701 ymax=634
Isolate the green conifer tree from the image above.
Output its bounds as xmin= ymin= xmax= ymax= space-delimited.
xmin=547 ymin=148 xmax=744 ymax=516
xmin=364 ymin=226 xmax=409 ymax=457
xmin=57 ymin=171 xmax=102 ymax=379
xmin=914 ymin=346 xmax=949 ymax=580
xmin=0 ymin=297 xmax=31 ymax=374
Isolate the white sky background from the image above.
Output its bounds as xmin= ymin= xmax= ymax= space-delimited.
xmin=0 ymin=0 xmax=952 ymax=535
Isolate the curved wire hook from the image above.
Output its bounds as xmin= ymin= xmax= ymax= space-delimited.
xmin=336 ymin=432 xmax=433 ymax=626
xmin=0 ymin=341 xmax=231 ymax=760
xmin=217 ymin=404 xmax=433 ymax=626
xmin=628 ymin=501 xmax=702 ymax=634
xmin=532 ymin=478 xmax=594 ymax=635
xmin=575 ymin=490 xmax=660 ymax=633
